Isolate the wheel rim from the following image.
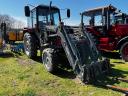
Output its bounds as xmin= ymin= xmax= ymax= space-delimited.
xmin=43 ymin=53 xmax=51 ymax=70
xmin=122 ymin=44 xmax=128 ymax=60
xmin=24 ymin=37 xmax=30 ymax=56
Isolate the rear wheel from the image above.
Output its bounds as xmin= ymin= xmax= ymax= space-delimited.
xmin=120 ymin=42 xmax=128 ymax=62
xmin=23 ymin=33 xmax=37 ymax=58
xmin=42 ymin=48 xmax=57 ymax=73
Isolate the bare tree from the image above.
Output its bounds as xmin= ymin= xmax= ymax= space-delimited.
xmin=0 ymin=14 xmax=25 ymax=30
xmin=13 ymin=20 xmax=25 ymax=29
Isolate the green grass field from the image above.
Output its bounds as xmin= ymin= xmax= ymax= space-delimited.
xmin=0 ymin=51 xmax=128 ymax=96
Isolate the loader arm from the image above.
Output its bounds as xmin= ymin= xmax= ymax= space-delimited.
xmin=57 ymin=25 xmax=110 ymax=83
xmin=59 ymin=25 xmax=101 ymax=67
xmin=58 ymin=26 xmax=81 ymax=70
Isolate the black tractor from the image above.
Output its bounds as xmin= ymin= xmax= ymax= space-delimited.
xmin=23 ymin=3 xmax=110 ymax=83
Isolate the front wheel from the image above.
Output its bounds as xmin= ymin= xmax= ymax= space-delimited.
xmin=42 ymin=48 xmax=57 ymax=73
xmin=120 ymin=42 xmax=128 ymax=62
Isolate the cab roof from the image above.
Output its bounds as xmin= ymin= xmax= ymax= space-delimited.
xmin=35 ymin=4 xmax=59 ymax=10
xmin=82 ymin=5 xmax=117 ymax=16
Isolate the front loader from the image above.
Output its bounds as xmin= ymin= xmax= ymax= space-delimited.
xmin=23 ymin=2 xmax=110 ymax=83
xmin=57 ymin=25 xmax=110 ymax=83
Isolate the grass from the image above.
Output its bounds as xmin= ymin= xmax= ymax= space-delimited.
xmin=0 ymin=51 xmax=128 ymax=96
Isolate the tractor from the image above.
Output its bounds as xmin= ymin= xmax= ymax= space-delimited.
xmin=81 ymin=5 xmax=128 ymax=61
xmin=23 ymin=3 xmax=110 ymax=83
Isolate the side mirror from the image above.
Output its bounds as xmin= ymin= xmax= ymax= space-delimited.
xmin=24 ymin=6 xmax=30 ymax=17
xmin=67 ymin=9 xmax=70 ymax=18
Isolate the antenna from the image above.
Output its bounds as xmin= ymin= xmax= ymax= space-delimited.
xmin=49 ymin=1 xmax=52 ymax=20
xmin=50 ymin=1 xmax=52 ymax=7
xmin=49 ymin=1 xmax=52 ymax=11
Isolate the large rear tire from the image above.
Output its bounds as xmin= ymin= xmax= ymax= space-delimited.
xmin=23 ymin=33 xmax=37 ymax=59
xmin=42 ymin=48 xmax=57 ymax=73
xmin=120 ymin=42 xmax=128 ymax=62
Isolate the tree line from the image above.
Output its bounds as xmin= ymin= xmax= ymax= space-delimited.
xmin=0 ymin=14 xmax=25 ymax=30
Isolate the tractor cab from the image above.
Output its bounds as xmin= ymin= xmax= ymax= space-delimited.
xmin=25 ymin=5 xmax=61 ymax=29
xmin=82 ymin=5 xmax=128 ymax=36
xmin=24 ymin=4 xmax=63 ymax=45
xmin=82 ymin=5 xmax=117 ymax=36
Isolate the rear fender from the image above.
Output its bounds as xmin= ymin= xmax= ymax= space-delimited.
xmin=116 ymin=36 xmax=128 ymax=50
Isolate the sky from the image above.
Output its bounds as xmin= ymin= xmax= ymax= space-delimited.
xmin=0 ymin=0 xmax=128 ymax=26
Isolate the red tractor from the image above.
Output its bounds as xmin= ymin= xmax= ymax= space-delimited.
xmin=81 ymin=5 xmax=128 ymax=61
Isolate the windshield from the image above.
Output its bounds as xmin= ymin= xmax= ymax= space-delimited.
xmin=83 ymin=15 xmax=102 ymax=26
xmin=38 ymin=8 xmax=60 ymax=26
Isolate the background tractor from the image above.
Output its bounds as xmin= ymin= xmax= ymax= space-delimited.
xmin=81 ymin=5 xmax=128 ymax=61
xmin=23 ymin=2 xmax=110 ymax=83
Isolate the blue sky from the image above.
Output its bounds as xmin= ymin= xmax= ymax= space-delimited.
xmin=0 ymin=0 xmax=128 ymax=25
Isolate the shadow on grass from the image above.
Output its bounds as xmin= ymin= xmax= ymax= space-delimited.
xmin=96 ymin=68 xmax=127 ymax=84
xmin=32 ymin=56 xmax=42 ymax=63
xmin=101 ymin=51 xmax=121 ymax=59
xmin=0 ymin=52 xmax=14 ymax=58
xmin=53 ymin=67 xmax=76 ymax=79
xmin=31 ymin=52 xmax=127 ymax=94
xmin=92 ymin=68 xmax=128 ymax=94
xmin=31 ymin=55 xmax=76 ymax=79
xmin=101 ymin=52 xmax=126 ymax=64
